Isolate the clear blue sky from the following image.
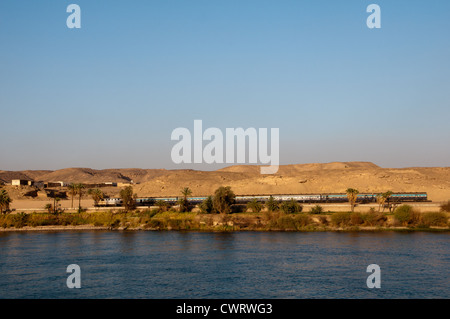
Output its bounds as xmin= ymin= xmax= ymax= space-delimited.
xmin=1 ymin=0 xmax=449 ymax=170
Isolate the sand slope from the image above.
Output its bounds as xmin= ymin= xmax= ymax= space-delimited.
xmin=133 ymin=162 xmax=450 ymax=202
xmin=1 ymin=162 xmax=450 ymax=202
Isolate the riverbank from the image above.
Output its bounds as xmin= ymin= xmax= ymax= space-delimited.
xmin=0 ymin=210 xmax=449 ymax=232
xmin=0 ymin=225 xmax=449 ymax=233
xmin=8 ymin=199 xmax=446 ymax=213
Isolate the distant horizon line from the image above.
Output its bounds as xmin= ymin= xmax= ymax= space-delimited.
xmin=2 ymin=161 xmax=450 ymax=172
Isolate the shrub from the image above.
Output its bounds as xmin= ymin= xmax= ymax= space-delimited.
xmin=213 ymin=186 xmax=236 ymax=214
xmin=350 ymin=212 xmax=364 ymax=225
xmin=107 ymin=219 xmax=120 ymax=229
xmin=139 ymin=209 xmax=158 ymax=218
xmin=274 ymin=215 xmax=297 ymax=230
xmin=310 ymin=205 xmax=323 ymax=214
xmin=231 ymin=204 xmax=246 ymax=214
xmin=293 ymin=214 xmax=313 ymax=228
xmin=12 ymin=212 xmax=29 ymax=228
xmin=421 ymin=212 xmax=448 ymax=227
xmin=394 ymin=205 xmax=421 ymax=226
xmin=120 ymin=186 xmax=137 ymax=212
xmin=440 ymin=201 xmax=450 ymax=213
xmin=199 ymin=196 xmax=214 ymax=214
xmin=362 ymin=211 xmax=387 ymax=226
xmin=0 ymin=215 xmax=14 ymax=228
xmin=246 ymin=199 xmax=262 ymax=213
xmin=146 ymin=219 xmax=166 ymax=229
xmin=394 ymin=205 xmax=414 ymax=226
xmin=330 ymin=212 xmax=351 ymax=227
xmin=318 ymin=216 xmax=329 ymax=226
xmin=280 ymin=199 xmax=303 ymax=214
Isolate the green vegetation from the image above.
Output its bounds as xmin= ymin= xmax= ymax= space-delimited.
xmin=361 ymin=210 xmax=387 ymax=226
xmin=376 ymin=191 xmax=393 ymax=212
xmin=421 ymin=212 xmax=448 ymax=227
xmin=280 ymin=199 xmax=302 ymax=214
xmin=155 ymin=200 xmax=169 ymax=212
xmin=68 ymin=183 xmax=77 ymax=209
xmin=330 ymin=212 xmax=351 ymax=227
xmin=0 ymin=209 xmax=448 ymax=232
xmin=265 ymin=196 xmax=279 ymax=212
xmin=178 ymin=187 xmax=192 ymax=212
xmin=120 ymin=186 xmax=137 ymax=212
xmin=68 ymin=183 xmax=86 ymax=212
xmin=75 ymin=184 xmax=85 ymax=206
xmin=440 ymin=201 xmax=450 ymax=213
xmin=246 ymin=199 xmax=262 ymax=213
xmin=44 ymin=203 xmax=53 ymax=214
xmin=199 ymin=196 xmax=214 ymax=214
xmin=310 ymin=205 xmax=323 ymax=214
xmin=0 ymin=189 xmax=12 ymax=215
xmin=393 ymin=205 xmax=420 ymax=226
xmin=346 ymin=188 xmax=359 ymax=212
xmin=265 ymin=213 xmax=313 ymax=231
xmin=0 ymin=187 xmax=448 ymax=232
xmin=88 ymin=188 xmax=104 ymax=208
xmin=212 ymin=186 xmax=235 ymax=214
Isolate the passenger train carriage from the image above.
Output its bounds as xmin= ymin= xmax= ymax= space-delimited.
xmin=97 ymin=192 xmax=428 ymax=207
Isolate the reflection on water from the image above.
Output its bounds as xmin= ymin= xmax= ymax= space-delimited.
xmin=0 ymin=231 xmax=448 ymax=299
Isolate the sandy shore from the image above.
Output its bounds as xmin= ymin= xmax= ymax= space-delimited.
xmin=1 ymin=224 xmax=448 ymax=233
xmin=0 ymin=225 xmax=110 ymax=232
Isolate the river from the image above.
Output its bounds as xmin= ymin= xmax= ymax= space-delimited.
xmin=0 ymin=231 xmax=448 ymax=298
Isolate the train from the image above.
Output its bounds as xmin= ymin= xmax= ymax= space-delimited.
xmin=97 ymin=192 xmax=428 ymax=207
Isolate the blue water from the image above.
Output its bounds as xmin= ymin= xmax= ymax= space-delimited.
xmin=0 ymin=231 xmax=448 ymax=298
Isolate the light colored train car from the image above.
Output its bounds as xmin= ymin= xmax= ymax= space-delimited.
xmin=97 ymin=192 xmax=428 ymax=207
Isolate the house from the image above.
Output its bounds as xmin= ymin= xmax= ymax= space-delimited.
xmin=103 ymin=182 xmax=117 ymax=187
xmin=44 ymin=181 xmax=68 ymax=188
xmin=11 ymin=179 xmax=34 ymax=186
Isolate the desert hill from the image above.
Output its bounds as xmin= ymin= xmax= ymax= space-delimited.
xmin=134 ymin=162 xmax=450 ymax=202
xmin=0 ymin=168 xmax=170 ymax=185
xmin=217 ymin=161 xmax=379 ymax=174
xmin=1 ymin=162 xmax=450 ymax=202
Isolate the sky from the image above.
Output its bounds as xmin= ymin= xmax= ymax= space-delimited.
xmin=0 ymin=0 xmax=449 ymax=171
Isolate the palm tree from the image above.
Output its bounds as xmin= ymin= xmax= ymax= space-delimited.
xmin=68 ymin=183 xmax=77 ymax=209
xmin=44 ymin=203 xmax=53 ymax=214
xmin=376 ymin=191 xmax=392 ymax=212
xmin=247 ymin=198 xmax=262 ymax=213
xmin=75 ymin=183 xmax=85 ymax=212
xmin=88 ymin=188 xmax=104 ymax=209
xmin=0 ymin=189 xmax=12 ymax=214
xmin=265 ymin=195 xmax=279 ymax=212
xmin=155 ymin=200 xmax=168 ymax=212
xmin=53 ymin=197 xmax=61 ymax=214
xmin=179 ymin=187 xmax=192 ymax=212
xmin=346 ymin=188 xmax=359 ymax=213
